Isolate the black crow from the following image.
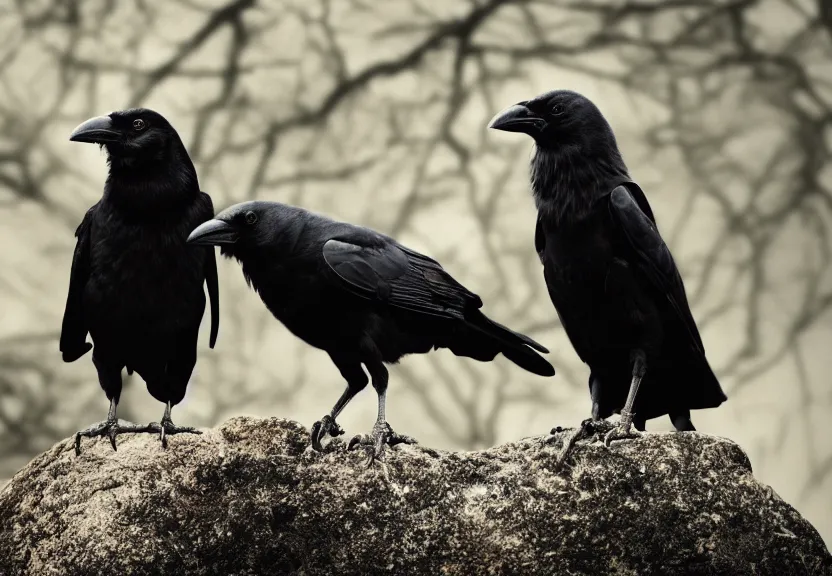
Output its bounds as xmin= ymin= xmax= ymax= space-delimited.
xmin=488 ymin=90 xmax=726 ymax=445
xmin=187 ymin=201 xmax=554 ymax=461
xmin=62 ymin=108 xmax=219 ymax=454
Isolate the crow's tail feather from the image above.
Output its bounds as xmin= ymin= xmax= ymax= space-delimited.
xmin=482 ymin=316 xmax=549 ymax=353
xmin=461 ymin=311 xmax=555 ymax=377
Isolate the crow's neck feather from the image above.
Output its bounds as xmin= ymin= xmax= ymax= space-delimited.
xmin=221 ymin=217 xmax=310 ymax=293
xmin=104 ymin=145 xmax=198 ymax=216
xmin=531 ymin=142 xmax=629 ymax=224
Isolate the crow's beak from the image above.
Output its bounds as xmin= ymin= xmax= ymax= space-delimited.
xmin=69 ymin=116 xmax=120 ymax=144
xmin=187 ymin=219 xmax=239 ymax=246
xmin=488 ymin=102 xmax=546 ymax=135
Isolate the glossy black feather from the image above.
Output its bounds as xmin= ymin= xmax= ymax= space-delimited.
xmin=216 ymin=201 xmax=554 ymax=379
xmin=60 ymin=108 xmax=219 ymax=407
xmin=323 ymin=238 xmax=482 ymax=321
xmin=513 ymin=90 xmax=726 ymax=423
xmin=609 ymin=185 xmax=705 ymax=355
xmin=60 ymin=205 xmax=96 ymax=363
xmin=202 ymin=194 xmax=220 ymax=349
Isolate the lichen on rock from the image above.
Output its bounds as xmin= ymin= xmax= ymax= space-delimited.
xmin=0 ymin=416 xmax=829 ymax=575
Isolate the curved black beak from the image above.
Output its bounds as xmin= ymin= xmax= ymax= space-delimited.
xmin=488 ymin=103 xmax=546 ymax=135
xmin=69 ymin=116 xmax=120 ymax=144
xmin=187 ymin=219 xmax=239 ymax=246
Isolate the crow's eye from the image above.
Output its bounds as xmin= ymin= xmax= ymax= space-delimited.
xmin=132 ymin=119 xmax=146 ymax=131
xmin=244 ymin=211 xmax=258 ymax=225
xmin=551 ymin=104 xmax=564 ymax=116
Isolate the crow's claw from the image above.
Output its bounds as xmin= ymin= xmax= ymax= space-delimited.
xmin=310 ymin=415 xmax=344 ymax=452
xmin=347 ymin=434 xmax=365 ymax=451
xmin=603 ymin=422 xmax=641 ymax=447
xmin=108 ymin=426 xmax=118 ymax=451
xmin=548 ymin=417 xmax=599 ymax=438
xmin=549 ymin=418 xmax=617 ymax=466
xmin=603 ymin=411 xmax=641 ymax=447
xmin=145 ymin=418 xmax=201 ymax=449
xmin=347 ymin=421 xmax=417 ymax=465
xmin=74 ymin=419 xmax=152 ymax=456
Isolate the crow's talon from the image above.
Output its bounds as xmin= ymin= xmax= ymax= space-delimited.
xmin=145 ymin=419 xmax=201 ymax=449
xmin=550 ymin=418 xmax=618 ymax=465
xmin=310 ymin=415 xmax=344 ymax=452
xmin=548 ymin=418 xmax=605 ymax=442
xmin=108 ymin=426 xmax=118 ymax=451
xmin=347 ymin=434 xmax=366 ymax=451
xmin=579 ymin=417 xmax=596 ymax=429
xmin=74 ymin=419 xmax=152 ymax=456
xmin=603 ymin=420 xmax=640 ymax=447
xmin=348 ymin=421 xmax=416 ymax=465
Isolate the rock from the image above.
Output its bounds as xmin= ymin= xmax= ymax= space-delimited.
xmin=0 ymin=417 xmax=829 ymax=576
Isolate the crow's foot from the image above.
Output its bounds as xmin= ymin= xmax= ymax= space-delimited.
xmin=347 ymin=421 xmax=417 ymax=466
xmin=549 ymin=418 xmax=615 ymax=465
xmin=74 ymin=419 xmax=152 ymax=456
xmin=310 ymin=415 xmax=344 ymax=452
xmin=604 ymin=412 xmax=641 ymax=447
xmin=145 ymin=417 xmax=201 ymax=449
xmin=548 ymin=417 xmax=611 ymax=439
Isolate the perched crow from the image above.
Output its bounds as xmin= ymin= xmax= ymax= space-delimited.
xmin=489 ymin=90 xmax=726 ymax=444
xmin=187 ymin=201 xmax=554 ymax=461
xmin=62 ymin=108 xmax=219 ymax=454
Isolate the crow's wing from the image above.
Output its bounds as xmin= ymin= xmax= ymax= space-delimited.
xmin=534 ymin=215 xmax=546 ymax=264
xmin=534 ymin=181 xmax=655 ymax=262
xmin=322 ymin=236 xmax=482 ymax=320
xmin=205 ymin=247 xmax=220 ymax=348
xmin=622 ymin=180 xmax=656 ymax=225
xmin=609 ymin=185 xmax=705 ymax=355
xmin=60 ymin=205 xmax=96 ymax=362
xmin=534 ymin=181 xmax=656 ymax=364
xmin=199 ymin=192 xmax=220 ymax=348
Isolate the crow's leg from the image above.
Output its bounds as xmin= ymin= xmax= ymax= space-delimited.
xmin=550 ymin=373 xmax=612 ymax=464
xmin=311 ymin=361 xmax=368 ymax=451
xmin=144 ymin=336 xmax=201 ymax=448
xmin=589 ymin=372 xmax=603 ymax=423
xmin=75 ymin=357 xmax=151 ymax=456
xmin=604 ymin=349 xmax=646 ymax=446
xmin=310 ymin=388 xmax=351 ymax=452
xmin=145 ymin=401 xmax=201 ymax=449
xmin=552 ymin=418 xmax=611 ymax=466
xmin=348 ymin=360 xmax=416 ymax=465
xmin=670 ymin=409 xmax=696 ymax=431
xmin=549 ymin=372 xmax=604 ymax=438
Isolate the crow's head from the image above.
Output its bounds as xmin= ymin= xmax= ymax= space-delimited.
xmin=488 ymin=90 xmax=618 ymax=152
xmin=186 ymin=201 xmax=281 ymax=257
xmin=69 ymin=108 xmax=185 ymax=166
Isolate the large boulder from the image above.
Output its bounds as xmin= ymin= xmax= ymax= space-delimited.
xmin=0 ymin=416 xmax=829 ymax=575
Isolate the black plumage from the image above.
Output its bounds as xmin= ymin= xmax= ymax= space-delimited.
xmin=187 ymin=201 xmax=554 ymax=461
xmin=62 ymin=108 xmax=219 ymax=454
xmin=489 ymin=90 xmax=726 ymax=443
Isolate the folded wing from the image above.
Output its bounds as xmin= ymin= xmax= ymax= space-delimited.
xmin=60 ymin=205 xmax=96 ymax=362
xmin=322 ymin=236 xmax=482 ymax=321
xmin=609 ymin=185 xmax=705 ymax=356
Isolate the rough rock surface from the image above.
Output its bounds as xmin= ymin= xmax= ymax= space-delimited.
xmin=0 ymin=417 xmax=829 ymax=576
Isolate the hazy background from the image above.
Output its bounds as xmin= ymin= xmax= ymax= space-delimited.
xmin=0 ymin=0 xmax=830 ymax=546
